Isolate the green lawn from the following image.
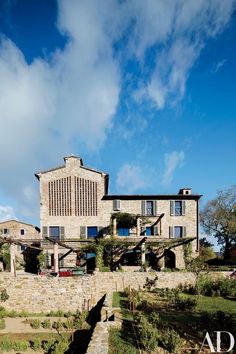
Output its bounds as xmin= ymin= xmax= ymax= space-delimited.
xmin=109 ymin=327 xmax=138 ymax=354
xmin=182 ymin=293 xmax=236 ymax=313
xmin=112 ymin=291 xmax=128 ymax=308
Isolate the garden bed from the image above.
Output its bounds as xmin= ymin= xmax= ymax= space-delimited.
xmin=109 ymin=275 xmax=236 ymax=353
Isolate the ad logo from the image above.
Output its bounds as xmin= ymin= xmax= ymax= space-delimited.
xmin=200 ymin=331 xmax=235 ymax=353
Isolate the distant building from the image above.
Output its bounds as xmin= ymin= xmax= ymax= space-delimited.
xmin=35 ymin=156 xmax=202 ymax=270
xmin=0 ymin=220 xmax=40 ymax=270
xmin=0 ymin=219 xmax=40 ymax=244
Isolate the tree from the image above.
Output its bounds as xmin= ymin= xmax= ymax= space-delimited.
xmin=199 ymin=237 xmax=216 ymax=261
xmin=201 ymin=186 xmax=236 ymax=260
xmin=187 ymin=257 xmax=208 ymax=298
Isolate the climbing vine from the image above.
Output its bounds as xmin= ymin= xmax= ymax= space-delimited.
xmin=183 ymin=242 xmax=192 ymax=266
xmin=95 ymin=243 xmax=104 ymax=270
xmin=111 ymin=212 xmax=137 ymax=228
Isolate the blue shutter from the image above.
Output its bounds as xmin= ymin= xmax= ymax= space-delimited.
xmin=182 ymin=201 xmax=186 ymax=215
xmin=153 ymin=201 xmax=157 ymax=216
xmin=60 ymin=227 xmax=65 ymax=240
xmin=141 ymin=201 xmax=146 ymax=216
xmin=80 ymin=226 xmax=86 ymax=239
xmin=169 ymin=226 xmax=174 ymax=238
xmin=141 ymin=226 xmax=146 ymax=235
xmin=154 ymin=226 xmax=159 ymax=236
xmin=42 ymin=227 xmax=48 ymax=239
xmin=113 ymin=199 xmax=121 ymax=211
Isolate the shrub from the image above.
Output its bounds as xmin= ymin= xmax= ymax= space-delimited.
xmin=0 ymin=336 xmax=13 ymax=351
xmin=0 ymin=289 xmax=9 ymax=302
xmin=64 ymin=310 xmax=73 ymax=318
xmin=161 ymin=328 xmax=183 ymax=353
xmin=31 ymin=338 xmax=41 ymax=351
xmin=41 ymin=319 xmax=51 ymax=329
xmin=197 ymin=275 xmax=236 ymax=297
xmin=100 ymin=266 xmax=110 ymax=272
xmin=0 ymin=306 xmax=7 ymax=318
xmin=42 ymin=338 xmax=56 ymax=352
xmin=218 ymin=278 xmax=236 ymax=297
xmin=48 ymin=310 xmax=64 ymax=317
xmin=52 ymin=319 xmax=64 ymax=330
xmin=7 ymin=310 xmax=18 ymax=317
xmin=199 ymin=311 xmax=235 ymax=333
xmin=0 ymin=318 xmax=6 ymax=329
xmin=138 ymin=316 xmax=159 ymax=351
xmin=64 ymin=318 xmax=74 ymax=330
xmin=175 ymin=297 xmax=197 ymax=311
xmin=149 ymin=312 xmax=160 ymax=326
xmin=13 ymin=340 xmax=29 ymax=351
xmin=74 ymin=310 xmax=89 ymax=329
xmin=30 ymin=319 xmax=41 ymax=329
xmin=50 ymin=337 xmax=69 ymax=354
xmin=19 ymin=310 xmax=30 ymax=317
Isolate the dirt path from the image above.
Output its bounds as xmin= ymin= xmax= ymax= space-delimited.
xmin=0 ymin=317 xmax=69 ymax=334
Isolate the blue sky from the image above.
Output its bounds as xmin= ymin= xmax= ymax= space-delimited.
xmin=0 ymin=0 xmax=236 ymax=247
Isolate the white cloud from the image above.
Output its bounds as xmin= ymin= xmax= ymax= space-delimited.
xmin=0 ymin=0 xmax=120 ymax=220
xmin=0 ymin=0 xmax=235 ymax=221
xmin=116 ymin=164 xmax=149 ymax=194
xmin=162 ymin=151 xmax=185 ymax=186
xmin=211 ymin=59 xmax=227 ymax=73
xmin=130 ymin=0 xmax=235 ymax=108
xmin=0 ymin=205 xmax=17 ymax=222
xmin=148 ymin=38 xmax=200 ymax=108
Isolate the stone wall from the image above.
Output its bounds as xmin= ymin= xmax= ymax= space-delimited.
xmin=0 ymin=271 xmax=231 ymax=313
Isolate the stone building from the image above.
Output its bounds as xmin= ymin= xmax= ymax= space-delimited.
xmin=35 ymin=156 xmax=202 ymax=270
xmin=0 ymin=220 xmax=40 ymax=271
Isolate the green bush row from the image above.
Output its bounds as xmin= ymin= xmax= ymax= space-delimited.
xmin=29 ymin=310 xmax=89 ymax=330
xmin=0 ymin=306 xmax=74 ymax=319
xmin=182 ymin=275 xmax=236 ymax=297
xmin=0 ymin=335 xmax=69 ymax=354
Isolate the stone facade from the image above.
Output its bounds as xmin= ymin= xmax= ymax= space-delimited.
xmin=0 ymin=220 xmax=40 ymax=265
xmin=35 ymin=156 xmax=201 ymax=269
xmin=0 ymin=220 xmax=40 ymax=241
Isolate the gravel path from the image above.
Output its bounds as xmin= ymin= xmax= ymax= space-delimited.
xmin=0 ymin=317 xmax=69 ymax=334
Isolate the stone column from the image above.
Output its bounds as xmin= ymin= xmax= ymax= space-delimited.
xmin=141 ymin=243 xmax=145 ymax=266
xmin=136 ymin=217 xmax=141 ymax=237
xmin=53 ymin=243 xmax=59 ymax=273
xmin=10 ymin=243 xmax=16 ymax=274
xmin=112 ymin=217 xmax=117 ymax=237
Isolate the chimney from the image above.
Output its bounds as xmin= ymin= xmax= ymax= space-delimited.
xmin=64 ymin=155 xmax=83 ymax=168
xmin=178 ymin=188 xmax=192 ymax=195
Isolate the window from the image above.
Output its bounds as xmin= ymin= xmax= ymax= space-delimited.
xmin=20 ymin=229 xmax=25 ymax=236
xmin=145 ymin=227 xmax=152 ymax=236
xmin=174 ymin=226 xmax=182 ymax=238
xmin=146 ymin=201 xmax=154 ymax=215
xmin=3 ymin=229 xmax=9 ymax=235
xmin=170 ymin=201 xmax=185 ymax=216
xmin=49 ymin=226 xmax=60 ymax=240
xmin=21 ymin=245 xmax=27 ymax=251
xmin=175 ymin=201 xmax=182 ymax=215
xmin=118 ymin=228 xmax=129 ymax=237
xmin=169 ymin=226 xmax=186 ymax=238
xmin=87 ymin=227 xmax=98 ymax=238
xmin=142 ymin=200 xmax=157 ymax=216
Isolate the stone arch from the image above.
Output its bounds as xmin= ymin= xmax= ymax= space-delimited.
xmin=164 ymin=249 xmax=176 ymax=269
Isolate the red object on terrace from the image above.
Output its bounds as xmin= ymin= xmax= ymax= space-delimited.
xmin=59 ymin=270 xmax=73 ymax=277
